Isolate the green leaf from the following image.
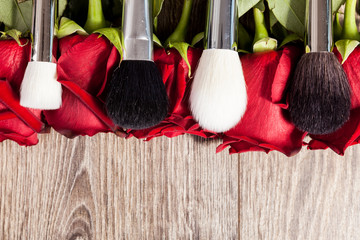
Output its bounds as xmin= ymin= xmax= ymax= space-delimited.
xmin=279 ymin=33 xmax=301 ymax=48
xmin=153 ymin=33 xmax=163 ymax=47
xmin=0 ymin=0 xmax=67 ymax=33
xmin=0 ymin=0 xmax=31 ymax=32
xmin=253 ymin=37 xmax=278 ymax=52
xmin=168 ymin=42 xmax=192 ymax=77
xmin=269 ymin=11 xmax=278 ymax=29
xmin=254 ymin=0 xmax=265 ymax=11
xmin=94 ymin=27 xmax=123 ymax=59
xmin=238 ymin=0 xmax=261 ymax=17
xmin=56 ymin=17 xmax=88 ymax=39
xmin=333 ymin=0 xmax=346 ymax=13
xmin=0 ymin=29 xmax=27 ymax=46
xmin=59 ymin=0 xmax=67 ymax=18
xmin=266 ymin=0 xmax=306 ymax=37
xmin=153 ymin=0 xmax=165 ymax=30
xmin=191 ymin=32 xmax=204 ymax=46
xmin=335 ymin=39 xmax=360 ymax=64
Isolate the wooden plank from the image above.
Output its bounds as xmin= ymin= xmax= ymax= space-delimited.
xmin=0 ymin=132 xmax=239 ymax=239
xmin=240 ymin=146 xmax=360 ymax=240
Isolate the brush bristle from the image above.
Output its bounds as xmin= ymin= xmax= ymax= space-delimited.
xmin=106 ymin=60 xmax=169 ymax=129
xmin=20 ymin=61 xmax=62 ymax=110
xmin=289 ymin=52 xmax=351 ymax=135
xmin=190 ymin=49 xmax=247 ymax=132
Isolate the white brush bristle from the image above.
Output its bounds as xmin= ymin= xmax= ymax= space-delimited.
xmin=20 ymin=61 xmax=62 ymax=110
xmin=190 ymin=49 xmax=247 ymax=132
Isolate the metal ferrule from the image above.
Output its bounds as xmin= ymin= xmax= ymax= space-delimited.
xmin=204 ymin=0 xmax=238 ymax=50
xmin=307 ymin=0 xmax=332 ymax=52
xmin=122 ymin=0 xmax=153 ymax=61
xmin=31 ymin=0 xmax=55 ymax=62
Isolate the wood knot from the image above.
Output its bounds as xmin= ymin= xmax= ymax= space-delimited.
xmin=65 ymin=205 xmax=93 ymax=240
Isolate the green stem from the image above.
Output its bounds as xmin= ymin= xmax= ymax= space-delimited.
xmin=165 ymin=0 xmax=193 ymax=45
xmin=84 ymin=0 xmax=106 ymax=33
xmin=238 ymin=22 xmax=252 ymax=51
xmin=341 ymin=0 xmax=360 ymax=40
xmin=333 ymin=12 xmax=342 ymax=42
xmin=253 ymin=7 xmax=268 ymax=43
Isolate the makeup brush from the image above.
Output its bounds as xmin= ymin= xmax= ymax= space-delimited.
xmin=20 ymin=0 xmax=62 ymax=110
xmin=189 ymin=0 xmax=247 ymax=133
xmin=289 ymin=0 xmax=351 ymax=134
xmin=106 ymin=0 xmax=168 ymax=130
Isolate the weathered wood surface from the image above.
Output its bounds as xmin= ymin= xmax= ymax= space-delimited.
xmin=0 ymin=132 xmax=239 ymax=239
xmin=240 ymin=148 xmax=360 ymax=240
xmin=4 ymin=1 xmax=360 ymax=239
xmin=1 ymin=132 xmax=360 ymax=239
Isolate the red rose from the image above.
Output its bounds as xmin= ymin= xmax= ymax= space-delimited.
xmin=129 ymin=47 xmax=217 ymax=140
xmin=217 ymin=46 xmax=305 ymax=157
xmin=43 ymin=34 xmax=124 ymax=138
xmin=0 ymin=39 xmax=43 ymax=146
xmin=307 ymin=47 xmax=360 ymax=155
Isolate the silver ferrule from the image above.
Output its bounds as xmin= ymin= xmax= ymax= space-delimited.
xmin=307 ymin=0 xmax=332 ymax=52
xmin=204 ymin=0 xmax=238 ymax=50
xmin=31 ymin=0 xmax=55 ymax=62
xmin=122 ymin=0 xmax=153 ymax=61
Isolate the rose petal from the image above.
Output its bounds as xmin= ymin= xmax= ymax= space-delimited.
xmin=0 ymin=39 xmax=42 ymax=146
xmin=219 ymin=46 xmax=305 ymax=157
xmin=307 ymin=108 xmax=360 ymax=155
xmin=44 ymin=34 xmax=119 ymax=138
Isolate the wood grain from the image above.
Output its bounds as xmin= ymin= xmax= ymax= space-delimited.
xmin=6 ymin=1 xmax=360 ymax=239
xmin=240 ymin=147 xmax=360 ymax=240
xmin=0 ymin=132 xmax=239 ymax=239
xmin=2 ymin=131 xmax=360 ymax=239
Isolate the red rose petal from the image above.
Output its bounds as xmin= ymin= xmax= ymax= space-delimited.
xmin=0 ymin=39 xmax=42 ymax=146
xmin=44 ymin=34 xmax=119 ymax=138
xmin=307 ymin=108 xmax=360 ymax=155
xmin=219 ymin=46 xmax=305 ymax=157
xmin=0 ymin=80 xmax=43 ymax=132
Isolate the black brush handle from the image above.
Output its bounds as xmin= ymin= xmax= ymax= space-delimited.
xmin=307 ymin=0 xmax=332 ymax=52
xmin=31 ymin=0 xmax=55 ymax=62
xmin=204 ymin=0 xmax=237 ymax=50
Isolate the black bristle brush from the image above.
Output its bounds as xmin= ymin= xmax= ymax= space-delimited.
xmin=106 ymin=0 xmax=169 ymax=129
xmin=288 ymin=0 xmax=351 ymax=135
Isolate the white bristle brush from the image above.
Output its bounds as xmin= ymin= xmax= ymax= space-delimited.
xmin=20 ymin=0 xmax=62 ymax=110
xmin=190 ymin=0 xmax=247 ymax=133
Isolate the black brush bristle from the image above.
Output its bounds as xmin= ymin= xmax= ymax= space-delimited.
xmin=289 ymin=52 xmax=351 ymax=135
xmin=106 ymin=60 xmax=169 ymax=129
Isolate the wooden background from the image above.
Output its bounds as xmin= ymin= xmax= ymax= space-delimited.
xmin=1 ymin=133 xmax=360 ymax=239
xmin=2 ymin=0 xmax=360 ymax=239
